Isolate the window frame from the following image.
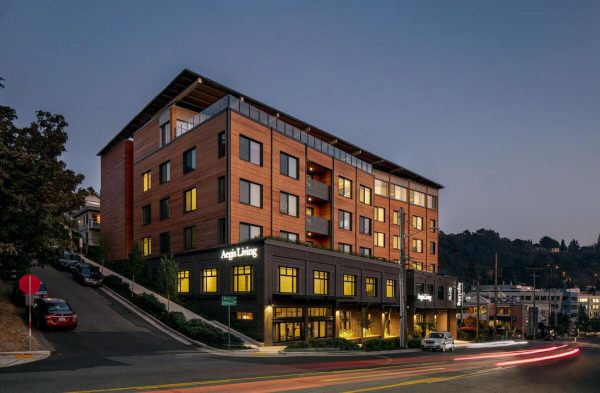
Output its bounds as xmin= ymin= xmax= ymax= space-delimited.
xmin=183 ymin=188 xmax=197 ymax=212
xmin=239 ymin=223 xmax=262 ymax=242
xmin=280 ymin=192 xmax=299 ymax=217
xmin=280 ymin=152 xmax=299 ymax=179
xmin=233 ymin=265 xmax=253 ymax=292
xmin=366 ymin=277 xmax=377 ymax=297
xmin=159 ymin=198 xmax=170 ymax=220
xmin=218 ymin=131 xmax=226 ymax=158
xmin=218 ymin=176 xmax=226 ymax=203
xmin=359 ymin=185 xmax=372 ymax=205
xmin=359 ymin=216 xmax=372 ymax=235
xmin=374 ymin=232 xmax=385 ymax=248
xmin=159 ymin=161 xmax=170 ymax=184
xmin=313 ymin=270 xmax=329 ymax=295
xmin=386 ymin=279 xmax=396 ymax=298
xmin=177 ymin=270 xmax=190 ymax=293
xmin=338 ymin=209 xmax=352 ymax=231
xmin=201 ymin=268 xmax=218 ymax=293
xmin=159 ymin=232 xmax=170 ymax=254
xmin=142 ymin=171 xmax=151 ymax=192
xmin=239 ymin=135 xmax=263 ymax=166
xmin=183 ymin=226 xmax=196 ymax=250
xmin=142 ymin=204 xmax=151 ymax=226
xmin=183 ymin=147 xmax=196 ymax=174
xmin=240 ymin=179 xmax=263 ymax=208
xmin=374 ymin=179 xmax=388 ymax=196
xmin=338 ymin=176 xmax=352 ymax=199
xmin=343 ymin=274 xmax=356 ymax=296
xmin=374 ymin=206 xmax=385 ymax=222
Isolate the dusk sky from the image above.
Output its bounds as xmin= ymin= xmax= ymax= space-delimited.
xmin=1 ymin=0 xmax=599 ymax=245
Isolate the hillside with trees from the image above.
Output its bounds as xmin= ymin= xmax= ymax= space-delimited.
xmin=439 ymin=229 xmax=600 ymax=289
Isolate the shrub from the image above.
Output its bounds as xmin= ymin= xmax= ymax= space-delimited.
xmin=458 ymin=330 xmax=474 ymax=341
xmin=408 ymin=338 xmax=422 ymax=348
xmin=363 ymin=338 xmax=401 ymax=351
xmin=285 ymin=337 xmax=360 ymax=351
xmin=165 ymin=312 xmax=187 ymax=330
xmin=103 ymin=275 xmax=131 ymax=297
xmin=132 ymin=293 xmax=167 ymax=320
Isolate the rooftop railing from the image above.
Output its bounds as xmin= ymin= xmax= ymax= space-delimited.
xmin=176 ymin=95 xmax=373 ymax=174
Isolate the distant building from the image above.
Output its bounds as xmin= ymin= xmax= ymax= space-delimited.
xmin=73 ymin=190 xmax=101 ymax=253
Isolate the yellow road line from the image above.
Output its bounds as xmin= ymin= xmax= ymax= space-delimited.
xmin=341 ymin=368 xmax=502 ymax=393
xmin=64 ymin=362 xmax=446 ymax=393
xmin=322 ymin=367 xmax=447 ymax=382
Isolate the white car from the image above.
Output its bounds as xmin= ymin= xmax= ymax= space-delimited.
xmin=421 ymin=331 xmax=454 ymax=352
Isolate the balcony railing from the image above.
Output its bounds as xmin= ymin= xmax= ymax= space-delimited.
xmin=306 ymin=215 xmax=330 ymax=236
xmin=306 ymin=178 xmax=330 ymax=202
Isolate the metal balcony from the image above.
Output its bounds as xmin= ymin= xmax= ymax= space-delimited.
xmin=306 ymin=178 xmax=330 ymax=202
xmin=306 ymin=215 xmax=330 ymax=236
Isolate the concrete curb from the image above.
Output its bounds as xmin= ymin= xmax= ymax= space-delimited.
xmin=0 ymin=351 xmax=51 ymax=368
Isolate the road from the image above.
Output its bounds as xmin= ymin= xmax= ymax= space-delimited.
xmin=0 ymin=265 xmax=597 ymax=392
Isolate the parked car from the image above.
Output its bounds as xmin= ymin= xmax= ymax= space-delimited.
xmin=72 ymin=263 xmax=103 ymax=286
xmin=54 ymin=251 xmax=81 ymax=270
xmin=421 ymin=331 xmax=454 ymax=352
xmin=11 ymin=281 xmax=49 ymax=306
xmin=32 ymin=298 xmax=78 ymax=330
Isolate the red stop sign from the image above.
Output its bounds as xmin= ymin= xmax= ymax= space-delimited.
xmin=19 ymin=274 xmax=41 ymax=294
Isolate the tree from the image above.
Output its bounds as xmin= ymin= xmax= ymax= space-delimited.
xmin=568 ymin=239 xmax=580 ymax=252
xmin=97 ymin=234 xmax=111 ymax=275
xmin=0 ymin=77 xmax=4 ymax=89
xmin=577 ymin=304 xmax=590 ymax=331
xmin=560 ymin=239 xmax=567 ymax=252
xmin=597 ymin=233 xmax=600 ymax=249
xmin=0 ymin=106 xmax=86 ymax=275
xmin=127 ymin=242 xmax=145 ymax=296
xmin=539 ymin=236 xmax=560 ymax=250
xmin=158 ymin=254 xmax=178 ymax=313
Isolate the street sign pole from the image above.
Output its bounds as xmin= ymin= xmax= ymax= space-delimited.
xmin=228 ymin=305 xmax=231 ymax=351
xmin=28 ymin=274 xmax=31 ymax=351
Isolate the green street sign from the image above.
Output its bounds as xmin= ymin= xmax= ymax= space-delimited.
xmin=221 ymin=296 xmax=237 ymax=306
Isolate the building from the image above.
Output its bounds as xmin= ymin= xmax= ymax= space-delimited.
xmin=459 ymin=292 xmax=529 ymax=336
xmin=73 ymin=190 xmax=101 ymax=253
xmin=99 ymin=69 xmax=450 ymax=344
xmin=579 ymin=290 xmax=600 ymax=319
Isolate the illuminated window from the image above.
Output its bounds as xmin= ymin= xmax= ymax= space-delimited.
xmin=275 ymin=307 xmax=303 ymax=318
xmin=343 ymin=274 xmax=356 ymax=296
xmin=390 ymin=184 xmax=407 ymax=201
xmin=359 ymin=185 xmax=372 ymax=205
xmin=236 ymin=311 xmax=253 ymax=320
xmin=184 ymin=188 xmax=197 ymax=212
xmin=412 ymin=216 xmax=423 ymax=230
xmin=374 ymin=179 xmax=388 ymax=196
xmin=427 ymin=195 xmax=438 ymax=210
xmin=338 ymin=176 xmax=352 ymax=199
xmin=202 ymin=268 xmax=218 ymax=293
xmin=393 ymin=235 xmax=400 ymax=250
xmin=239 ymin=223 xmax=262 ymax=241
xmin=410 ymin=190 xmax=426 ymax=207
xmin=359 ymin=216 xmax=371 ymax=235
xmin=412 ymin=239 xmax=424 ymax=253
xmin=142 ymin=237 xmax=152 ymax=256
xmin=374 ymin=232 xmax=385 ymax=247
xmin=338 ymin=210 xmax=352 ymax=230
xmin=240 ymin=179 xmax=262 ymax=207
xmin=159 ymin=161 xmax=170 ymax=184
xmin=386 ymin=279 xmax=396 ymax=298
xmin=240 ymin=135 xmax=262 ymax=166
xmin=374 ymin=207 xmax=385 ymax=222
xmin=308 ymin=307 xmax=331 ymax=317
xmin=183 ymin=147 xmax=196 ymax=173
xmin=306 ymin=207 xmax=314 ymax=216
xmin=313 ymin=271 xmax=329 ymax=295
xmin=279 ymin=266 xmax=298 ymax=293
xmin=183 ymin=226 xmax=196 ymax=250
xmin=233 ymin=265 xmax=253 ymax=292
xmin=177 ymin=271 xmax=189 ymax=293
xmin=366 ymin=277 xmax=377 ymax=297
xmin=143 ymin=171 xmax=151 ymax=192
xmin=392 ymin=210 xmax=399 ymax=225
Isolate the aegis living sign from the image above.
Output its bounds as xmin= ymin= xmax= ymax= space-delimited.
xmin=220 ymin=247 xmax=259 ymax=261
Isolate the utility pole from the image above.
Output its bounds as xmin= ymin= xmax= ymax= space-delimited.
xmin=398 ymin=208 xmax=407 ymax=348
xmin=476 ymin=280 xmax=480 ymax=341
xmin=493 ymin=253 xmax=498 ymax=338
xmin=528 ymin=267 xmax=541 ymax=339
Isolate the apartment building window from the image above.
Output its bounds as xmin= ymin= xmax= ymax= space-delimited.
xmin=374 ymin=207 xmax=385 ymax=222
xmin=160 ymin=122 xmax=170 ymax=146
xmin=183 ymin=148 xmax=196 ymax=173
xmin=142 ymin=205 xmax=151 ymax=225
xmin=201 ymin=268 xmax=218 ymax=293
xmin=412 ymin=216 xmax=423 ymax=230
xmin=360 ymin=247 xmax=371 ymax=257
xmin=240 ymin=135 xmax=262 ymax=166
xmin=236 ymin=312 xmax=253 ymax=320
xmin=159 ymin=198 xmax=170 ymax=220
xmin=306 ymin=207 xmax=314 ymax=216
xmin=218 ymin=176 xmax=226 ymax=203
xmin=430 ymin=241 xmax=437 ymax=255
xmin=159 ymin=161 xmax=170 ymax=184
xmin=338 ymin=210 xmax=352 ymax=231
xmin=338 ymin=176 xmax=352 ymax=199
xmin=338 ymin=243 xmax=352 ymax=254
xmin=392 ymin=210 xmax=399 ymax=225
xmin=437 ymin=286 xmax=444 ymax=300
xmin=359 ymin=185 xmax=372 ymax=205
xmin=390 ymin=184 xmax=407 ymax=201
xmin=240 ymin=179 xmax=262 ymax=208
xmin=183 ymin=226 xmax=196 ymax=250
xmin=374 ymin=179 xmax=388 ymax=196
xmin=142 ymin=236 xmax=152 ymax=256
xmin=430 ymin=219 xmax=437 ymax=233
xmin=412 ymin=239 xmax=424 ymax=253
xmin=343 ymin=274 xmax=356 ymax=296
xmin=392 ymin=235 xmax=400 ymax=250
xmin=177 ymin=271 xmax=189 ymax=293
xmin=233 ymin=265 xmax=253 ymax=292
xmin=313 ymin=271 xmax=329 ymax=295
xmin=386 ymin=279 xmax=396 ymax=298
xmin=184 ymin=188 xmax=197 ymax=212
xmin=143 ymin=171 xmax=151 ymax=192
xmin=218 ymin=218 xmax=226 ymax=244
xmin=159 ymin=232 xmax=170 ymax=254
xmin=280 ymin=192 xmax=299 ymax=217
xmin=359 ymin=216 xmax=372 ymax=235
xmin=427 ymin=195 xmax=438 ymax=210
xmin=374 ymin=232 xmax=385 ymax=247
xmin=280 ymin=231 xmax=298 ymax=242
xmin=410 ymin=190 xmax=426 ymax=207
xmin=366 ymin=277 xmax=377 ymax=297
xmin=218 ymin=131 xmax=226 ymax=158
xmin=240 ymin=223 xmax=262 ymax=242
xmin=280 ymin=152 xmax=299 ymax=179
xmin=278 ymin=267 xmax=298 ymax=293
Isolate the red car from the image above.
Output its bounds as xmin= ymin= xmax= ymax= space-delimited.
xmin=32 ymin=298 xmax=78 ymax=330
